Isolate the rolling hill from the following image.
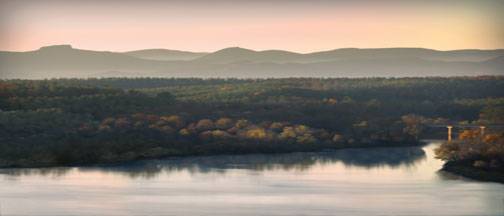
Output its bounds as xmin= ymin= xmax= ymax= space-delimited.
xmin=0 ymin=45 xmax=502 ymax=79
xmin=123 ymin=49 xmax=208 ymax=61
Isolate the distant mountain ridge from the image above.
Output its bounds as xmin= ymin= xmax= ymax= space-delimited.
xmin=123 ymin=49 xmax=208 ymax=61
xmin=196 ymin=47 xmax=504 ymax=63
xmin=194 ymin=47 xmax=303 ymax=64
xmin=0 ymin=45 xmax=503 ymax=79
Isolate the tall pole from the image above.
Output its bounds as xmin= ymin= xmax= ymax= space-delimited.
xmin=479 ymin=126 xmax=486 ymax=136
xmin=447 ymin=125 xmax=453 ymax=142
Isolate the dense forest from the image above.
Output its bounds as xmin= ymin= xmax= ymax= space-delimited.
xmin=1 ymin=77 xmax=503 ymax=167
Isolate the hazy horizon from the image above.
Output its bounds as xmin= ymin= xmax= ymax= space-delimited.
xmin=2 ymin=44 xmax=504 ymax=53
xmin=1 ymin=0 xmax=503 ymax=79
xmin=1 ymin=0 xmax=503 ymax=52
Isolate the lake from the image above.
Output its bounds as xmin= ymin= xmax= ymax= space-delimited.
xmin=1 ymin=141 xmax=503 ymax=216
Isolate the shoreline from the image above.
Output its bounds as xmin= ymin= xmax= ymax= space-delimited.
xmin=442 ymin=161 xmax=504 ymax=184
xmin=0 ymin=141 xmax=424 ymax=169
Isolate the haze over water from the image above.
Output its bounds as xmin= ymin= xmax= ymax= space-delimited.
xmin=1 ymin=141 xmax=503 ymax=216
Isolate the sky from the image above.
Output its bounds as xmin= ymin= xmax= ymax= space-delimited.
xmin=0 ymin=0 xmax=503 ymax=52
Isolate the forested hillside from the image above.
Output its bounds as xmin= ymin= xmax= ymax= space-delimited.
xmin=1 ymin=77 xmax=503 ymax=167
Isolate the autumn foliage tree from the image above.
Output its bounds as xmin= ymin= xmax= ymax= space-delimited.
xmin=435 ymin=129 xmax=504 ymax=170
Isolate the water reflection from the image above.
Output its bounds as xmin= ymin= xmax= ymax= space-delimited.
xmin=2 ymin=143 xmax=503 ymax=216
xmin=0 ymin=146 xmax=425 ymax=179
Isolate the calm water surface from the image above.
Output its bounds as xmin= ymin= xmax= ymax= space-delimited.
xmin=1 ymin=141 xmax=503 ymax=216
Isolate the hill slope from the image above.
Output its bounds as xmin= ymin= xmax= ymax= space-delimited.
xmin=123 ymin=49 xmax=208 ymax=61
xmin=194 ymin=47 xmax=504 ymax=64
xmin=0 ymin=45 xmax=181 ymax=78
xmin=194 ymin=47 xmax=303 ymax=64
xmin=0 ymin=45 xmax=502 ymax=79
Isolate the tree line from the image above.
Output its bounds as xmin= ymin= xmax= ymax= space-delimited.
xmin=1 ymin=76 xmax=503 ymax=167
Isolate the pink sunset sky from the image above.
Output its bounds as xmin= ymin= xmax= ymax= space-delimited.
xmin=0 ymin=0 xmax=503 ymax=52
